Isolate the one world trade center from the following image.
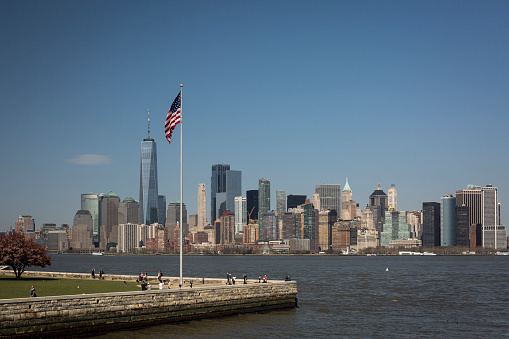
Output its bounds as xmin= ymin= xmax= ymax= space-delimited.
xmin=139 ymin=111 xmax=159 ymax=225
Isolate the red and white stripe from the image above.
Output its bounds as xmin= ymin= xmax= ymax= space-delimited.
xmin=165 ymin=107 xmax=181 ymax=144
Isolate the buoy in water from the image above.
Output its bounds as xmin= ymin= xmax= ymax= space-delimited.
xmin=386 ymin=268 xmax=389 ymax=271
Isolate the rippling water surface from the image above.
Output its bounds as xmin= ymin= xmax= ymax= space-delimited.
xmin=36 ymin=255 xmax=509 ymax=338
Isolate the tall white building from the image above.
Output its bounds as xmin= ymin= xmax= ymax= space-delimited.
xmin=388 ymin=184 xmax=397 ymax=210
xmin=234 ymin=196 xmax=247 ymax=234
xmin=118 ymin=223 xmax=138 ymax=253
xmin=197 ymin=183 xmax=207 ymax=231
xmin=481 ymin=185 xmax=504 ymax=249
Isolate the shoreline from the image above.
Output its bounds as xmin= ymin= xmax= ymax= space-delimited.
xmin=0 ymin=271 xmax=297 ymax=337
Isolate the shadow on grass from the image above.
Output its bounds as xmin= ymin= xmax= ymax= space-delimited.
xmin=0 ymin=277 xmax=58 ymax=281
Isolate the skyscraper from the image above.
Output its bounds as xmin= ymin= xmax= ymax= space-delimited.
xmin=456 ymin=185 xmax=482 ymax=227
xmin=100 ymin=191 xmax=120 ymax=246
xmin=81 ymin=193 xmax=102 ymax=245
xmin=234 ymin=196 xmax=247 ymax=234
xmin=276 ymin=190 xmax=286 ymax=238
xmin=456 ymin=184 xmax=503 ymax=248
xmin=158 ymin=195 xmax=166 ymax=226
xmin=456 ymin=204 xmax=469 ymax=246
xmin=312 ymin=193 xmax=321 ymax=211
xmin=258 ymin=178 xmax=271 ymax=234
xmin=220 ymin=210 xmax=235 ymax=245
xmin=139 ymin=113 xmax=159 ymax=225
xmin=166 ymin=201 xmax=188 ymax=239
xmin=369 ymin=184 xmax=388 ymax=232
xmin=341 ymin=179 xmax=353 ymax=220
xmin=481 ymin=185 xmax=503 ymax=249
xmin=388 ymin=184 xmax=397 ymax=210
xmin=315 ymin=184 xmax=341 ymax=214
xmin=210 ymin=164 xmax=241 ymax=223
xmin=287 ymin=195 xmax=306 ymax=210
xmin=246 ymin=190 xmax=259 ymax=222
xmin=211 ymin=164 xmax=229 ymax=223
xmin=342 ymin=179 xmax=352 ymax=213
xmin=282 ymin=212 xmax=301 ymax=240
xmin=440 ymin=194 xmax=456 ymax=247
xmin=341 ymin=179 xmax=361 ymax=221
xmin=197 ymin=183 xmax=207 ymax=231
xmin=262 ymin=211 xmax=278 ymax=241
xmin=481 ymin=185 xmax=499 ymax=227
xmin=70 ymin=210 xmax=94 ymax=251
xmin=303 ymin=201 xmax=318 ymax=251
xmin=276 ymin=190 xmax=286 ymax=218
xmin=318 ymin=210 xmax=337 ymax=251
xmin=422 ymin=202 xmax=440 ymax=247
xmin=225 ymin=170 xmax=242 ymax=213
xmin=16 ymin=215 xmax=35 ymax=233
xmin=380 ymin=210 xmax=411 ymax=247
xmin=118 ymin=197 xmax=139 ymax=225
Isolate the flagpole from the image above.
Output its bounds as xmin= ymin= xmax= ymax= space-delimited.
xmin=179 ymin=84 xmax=183 ymax=287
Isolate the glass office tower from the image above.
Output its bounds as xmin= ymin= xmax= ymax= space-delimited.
xmin=81 ymin=193 xmax=101 ymax=245
xmin=211 ymin=164 xmax=230 ymax=223
xmin=139 ymin=136 xmax=159 ymax=225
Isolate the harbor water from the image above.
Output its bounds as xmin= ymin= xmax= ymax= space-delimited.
xmin=31 ymin=254 xmax=509 ymax=338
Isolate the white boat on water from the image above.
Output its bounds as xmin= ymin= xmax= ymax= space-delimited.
xmin=92 ymin=252 xmax=103 ymax=256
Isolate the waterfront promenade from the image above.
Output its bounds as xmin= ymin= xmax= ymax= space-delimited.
xmin=0 ymin=269 xmax=297 ymax=338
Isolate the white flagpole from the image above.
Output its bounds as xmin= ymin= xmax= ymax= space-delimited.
xmin=179 ymin=84 xmax=183 ymax=287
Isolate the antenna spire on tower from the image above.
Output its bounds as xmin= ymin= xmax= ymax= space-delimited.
xmin=147 ymin=109 xmax=150 ymax=139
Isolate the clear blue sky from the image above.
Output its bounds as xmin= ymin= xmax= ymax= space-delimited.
xmin=1 ymin=0 xmax=508 ymax=231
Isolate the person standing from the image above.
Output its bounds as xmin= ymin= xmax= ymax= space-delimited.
xmin=91 ymin=268 xmax=95 ymax=279
xmin=30 ymin=285 xmax=36 ymax=297
xmin=157 ymin=271 xmax=163 ymax=283
xmin=243 ymin=273 xmax=247 ymax=284
xmin=232 ymin=276 xmax=236 ymax=285
xmin=226 ymin=272 xmax=230 ymax=285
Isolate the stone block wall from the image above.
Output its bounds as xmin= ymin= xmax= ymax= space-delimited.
xmin=0 ymin=281 xmax=297 ymax=337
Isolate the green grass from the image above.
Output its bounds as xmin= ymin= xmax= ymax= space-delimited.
xmin=0 ymin=277 xmax=141 ymax=299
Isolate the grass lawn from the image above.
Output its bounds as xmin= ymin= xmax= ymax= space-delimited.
xmin=0 ymin=276 xmax=141 ymax=299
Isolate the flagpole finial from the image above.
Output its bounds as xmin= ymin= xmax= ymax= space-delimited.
xmin=180 ymin=84 xmax=183 ymax=87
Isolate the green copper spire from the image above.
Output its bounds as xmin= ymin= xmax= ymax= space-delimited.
xmin=343 ymin=177 xmax=351 ymax=191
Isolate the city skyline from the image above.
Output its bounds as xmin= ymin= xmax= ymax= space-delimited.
xmin=1 ymin=1 xmax=508 ymax=230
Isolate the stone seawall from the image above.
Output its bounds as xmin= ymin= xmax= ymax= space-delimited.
xmin=0 ymin=280 xmax=297 ymax=338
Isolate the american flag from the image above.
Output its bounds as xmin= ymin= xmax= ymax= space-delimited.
xmin=165 ymin=92 xmax=182 ymax=144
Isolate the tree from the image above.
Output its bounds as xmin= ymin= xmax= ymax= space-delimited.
xmin=0 ymin=232 xmax=51 ymax=279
